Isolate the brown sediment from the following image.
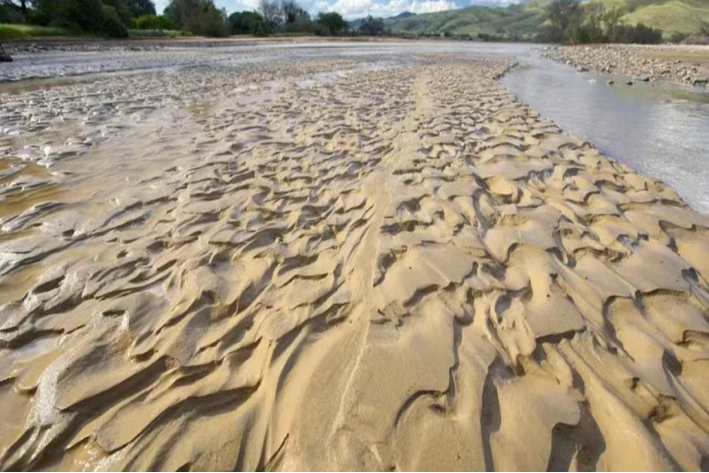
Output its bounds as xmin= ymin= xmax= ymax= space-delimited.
xmin=0 ymin=50 xmax=708 ymax=471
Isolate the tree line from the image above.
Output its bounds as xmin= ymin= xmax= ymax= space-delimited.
xmin=540 ymin=0 xmax=663 ymax=44
xmin=1 ymin=0 xmax=671 ymax=42
xmin=0 ymin=0 xmax=358 ymax=38
xmin=227 ymin=0 xmax=348 ymax=36
xmin=1 ymin=0 xmax=157 ymax=37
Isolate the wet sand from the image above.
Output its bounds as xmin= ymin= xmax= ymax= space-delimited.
xmin=1 ymin=46 xmax=709 ymax=471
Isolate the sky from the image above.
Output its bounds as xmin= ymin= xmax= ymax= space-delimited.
xmin=154 ymin=0 xmax=521 ymax=20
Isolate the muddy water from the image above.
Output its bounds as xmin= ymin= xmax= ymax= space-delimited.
xmin=503 ymin=52 xmax=709 ymax=213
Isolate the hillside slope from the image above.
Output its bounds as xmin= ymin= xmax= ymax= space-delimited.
xmin=623 ymin=1 xmax=709 ymax=36
xmin=385 ymin=0 xmax=709 ymax=38
xmin=388 ymin=3 xmax=545 ymax=37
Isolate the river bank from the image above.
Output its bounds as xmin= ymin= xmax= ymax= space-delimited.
xmin=540 ymin=43 xmax=709 ymax=87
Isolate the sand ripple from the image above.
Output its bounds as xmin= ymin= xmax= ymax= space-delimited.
xmin=0 ymin=52 xmax=708 ymax=471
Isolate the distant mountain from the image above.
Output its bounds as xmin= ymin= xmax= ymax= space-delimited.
xmin=349 ymin=11 xmax=416 ymax=30
xmin=385 ymin=0 xmax=709 ymax=38
xmin=386 ymin=2 xmax=546 ymax=38
xmin=389 ymin=11 xmax=416 ymax=19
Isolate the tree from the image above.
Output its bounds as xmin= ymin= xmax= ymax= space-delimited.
xmin=259 ymin=0 xmax=282 ymax=28
xmin=125 ymin=0 xmax=155 ymax=16
xmin=0 ymin=0 xmax=30 ymax=14
xmin=316 ymin=11 xmax=347 ymax=35
xmin=601 ymin=6 xmax=623 ymax=40
xmin=280 ymin=0 xmax=308 ymax=24
xmin=103 ymin=0 xmax=132 ymax=26
xmin=359 ymin=15 xmax=384 ymax=35
xmin=228 ymin=10 xmax=265 ymax=34
xmin=547 ymin=0 xmax=582 ymax=42
xmin=68 ymin=0 xmax=105 ymax=31
xmin=165 ymin=0 xmax=229 ymax=36
xmin=579 ymin=1 xmax=606 ymax=43
xmin=102 ymin=4 xmax=129 ymax=36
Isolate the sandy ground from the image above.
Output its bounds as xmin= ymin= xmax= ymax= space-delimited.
xmin=1 ymin=47 xmax=709 ymax=471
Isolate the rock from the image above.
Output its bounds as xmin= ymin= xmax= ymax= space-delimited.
xmin=634 ymin=75 xmax=650 ymax=82
xmin=607 ymin=80 xmax=615 ymax=86
xmin=577 ymin=66 xmax=588 ymax=72
xmin=626 ymin=80 xmax=634 ymax=86
xmin=0 ymin=54 xmax=12 ymax=63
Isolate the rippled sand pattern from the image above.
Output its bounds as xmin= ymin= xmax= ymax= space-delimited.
xmin=1 ymin=53 xmax=709 ymax=471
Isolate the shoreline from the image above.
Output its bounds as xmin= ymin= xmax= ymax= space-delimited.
xmin=0 ymin=47 xmax=708 ymax=470
xmin=540 ymin=43 xmax=709 ymax=87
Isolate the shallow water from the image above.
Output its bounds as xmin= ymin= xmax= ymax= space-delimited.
xmin=502 ymin=50 xmax=709 ymax=213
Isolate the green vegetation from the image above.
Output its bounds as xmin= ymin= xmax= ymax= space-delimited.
xmin=227 ymin=0 xmax=349 ymax=36
xmin=316 ymin=12 xmax=348 ymax=35
xmin=164 ymin=0 xmax=229 ymax=37
xmin=1 ymin=0 xmax=157 ymax=37
xmin=0 ymin=23 xmax=76 ymax=39
xmin=384 ymin=0 xmax=709 ymax=40
xmin=539 ymin=0 xmax=663 ymax=43
xmin=385 ymin=3 xmax=546 ymax=40
xmin=0 ymin=0 xmax=226 ymax=38
xmin=358 ymin=15 xmax=386 ymax=35
xmin=228 ymin=11 xmax=267 ymax=35
xmin=133 ymin=14 xmax=175 ymax=30
xmin=128 ymin=28 xmax=190 ymax=37
xmin=623 ymin=1 xmax=709 ymax=37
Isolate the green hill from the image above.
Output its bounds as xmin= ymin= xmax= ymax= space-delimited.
xmin=623 ymin=1 xmax=709 ymax=36
xmin=387 ymin=3 xmax=546 ymax=38
xmin=385 ymin=0 xmax=709 ymax=39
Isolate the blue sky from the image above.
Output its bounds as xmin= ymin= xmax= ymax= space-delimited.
xmin=154 ymin=0 xmax=521 ymax=20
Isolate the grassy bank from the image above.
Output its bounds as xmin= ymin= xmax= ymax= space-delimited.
xmin=128 ymin=29 xmax=192 ymax=38
xmin=0 ymin=24 xmax=80 ymax=40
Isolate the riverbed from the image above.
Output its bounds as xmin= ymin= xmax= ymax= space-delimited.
xmin=1 ymin=41 xmax=709 ymax=471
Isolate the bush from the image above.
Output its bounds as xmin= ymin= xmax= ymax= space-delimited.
xmin=609 ymin=22 xmax=662 ymax=44
xmin=102 ymin=0 xmax=132 ymax=26
xmin=134 ymin=14 xmax=174 ymax=29
xmin=165 ymin=0 xmax=229 ymax=37
xmin=359 ymin=15 xmax=384 ymax=35
xmin=0 ymin=24 xmax=76 ymax=39
xmin=0 ymin=4 xmax=25 ymax=23
xmin=700 ymin=21 xmax=709 ymax=36
xmin=129 ymin=28 xmax=190 ymax=36
xmin=281 ymin=18 xmax=312 ymax=34
xmin=68 ymin=0 xmax=105 ymax=32
xmin=312 ymin=21 xmax=329 ymax=36
xmin=542 ymin=0 xmax=663 ymax=44
xmin=316 ymin=12 xmax=347 ymax=35
xmin=102 ymin=5 xmax=129 ymax=37
xmin=669 ymin=32 xmax=689 ymax=43
xmin=228 ymin=10 xmax=265 ymax=35
xmin=27 ymin=10 xmax=51 ymax=26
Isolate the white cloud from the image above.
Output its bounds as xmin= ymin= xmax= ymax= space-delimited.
xmin=329 ymin=0 xmax=456 ymax=18
xmin=155 ymin=0 xmax=261 ymax=14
